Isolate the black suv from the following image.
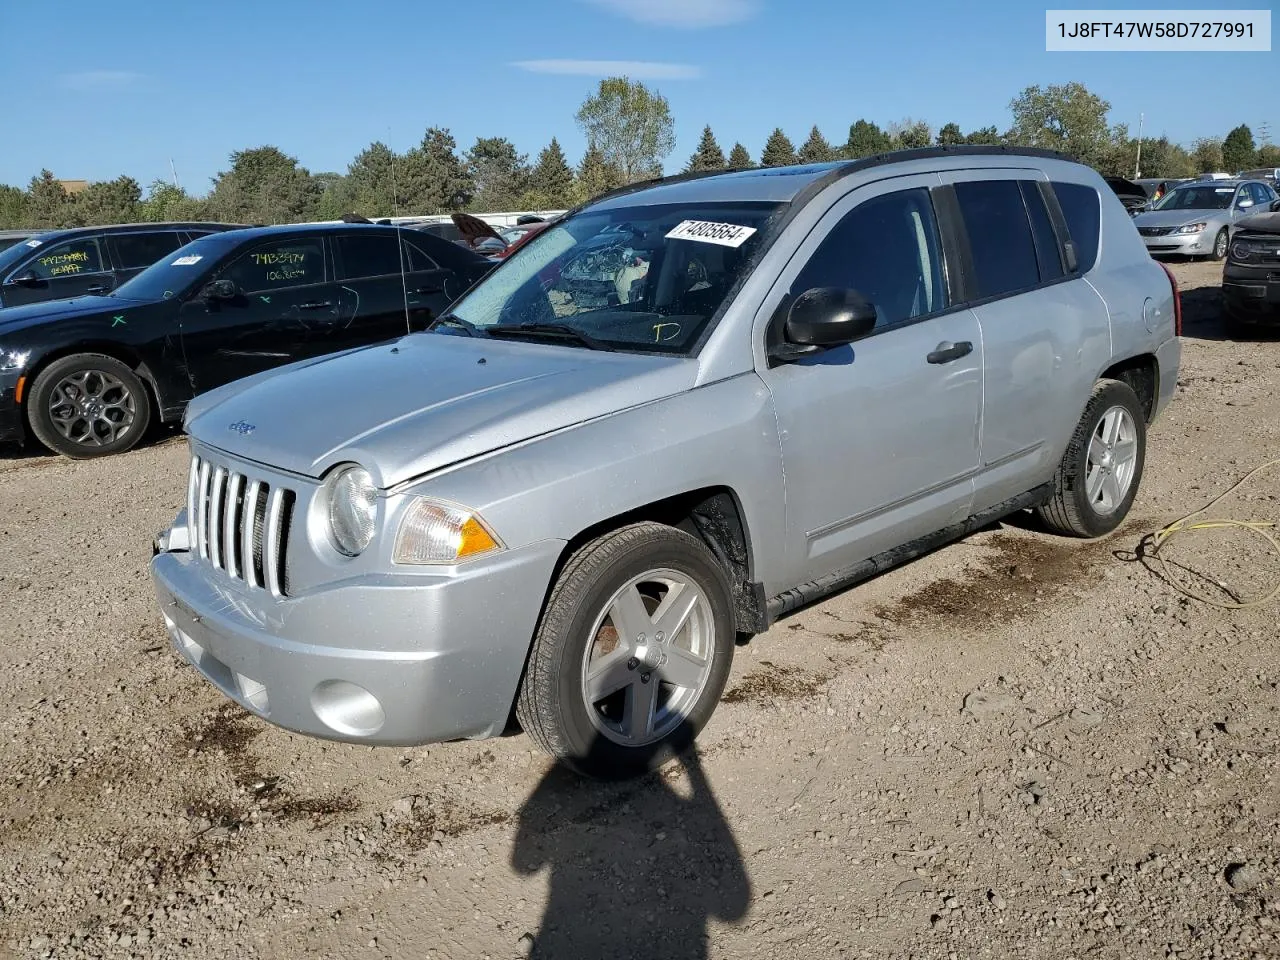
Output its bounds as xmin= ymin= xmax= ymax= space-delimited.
xmin=0 ymin=222 xmax=243 ymax=309
xmin=0 ymin=223 xmax=493 ymax=458
xmin=1224 ymin=204 xmax=1280 ymax=333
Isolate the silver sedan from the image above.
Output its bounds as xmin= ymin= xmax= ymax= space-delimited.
xmin=1132 ymin=179 xmax=1278 ymax=260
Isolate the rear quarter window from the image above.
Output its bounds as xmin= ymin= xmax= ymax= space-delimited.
xmin=1051 ymin=182 xmax=1101 ymax=274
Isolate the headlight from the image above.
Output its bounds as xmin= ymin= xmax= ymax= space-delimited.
xmin=1231 ymin=241 xmax=1254 ymax=261
xmin=0 ymin=348 xmax=30 ymax=372
xmin=323 ymin=465 xmax=377 ymax=557
xmin=1174 ymin=222 xmax=1208 ymax=235
xmin=393 ymin=498 xmax=502 ymax=565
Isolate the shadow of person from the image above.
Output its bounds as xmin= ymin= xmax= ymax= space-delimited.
xmin=512 ymin=746 xmax=750 ymax=960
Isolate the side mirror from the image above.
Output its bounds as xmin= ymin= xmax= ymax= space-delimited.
xmin=769 ymin=287 xmax=877 ymax=364
xmin=200 ymin=279 xmax=237 ymax=301
xmin=9 ymin=269 xmax=41 ymax=287
xmin=1238 ymin=199 xmax=1254 ymax=209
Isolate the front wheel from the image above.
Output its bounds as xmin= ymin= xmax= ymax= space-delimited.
xmin=516 ymin=522 xmax=736 ymax=779
xmin=27 ymin=353 xmax=152 ymax=459
xmin=1036 ymin=379 xmax=1146 ymax=538
xmin=1210 ymin=228 xmax=1229 ymax=261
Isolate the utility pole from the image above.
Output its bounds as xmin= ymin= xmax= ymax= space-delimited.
xmin=1133 ymin=112 xmax=1144 ymax=179
xmin=169 ymin=158 xmax=180 ymax=189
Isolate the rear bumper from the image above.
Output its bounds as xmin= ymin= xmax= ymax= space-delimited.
xmin=1153 ymin=336 xmax=1181 ymax=422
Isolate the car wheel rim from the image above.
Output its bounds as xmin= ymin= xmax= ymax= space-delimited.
xmin=580 ymin=568 xmax=715 ymax=749
xmin=47 ymin=369 xmax=136 ymax=447
xmin=1085 ymin=406 xmax=1138 ymax=516
xmin=1216 ymin=232 xmax=1227 ymax=257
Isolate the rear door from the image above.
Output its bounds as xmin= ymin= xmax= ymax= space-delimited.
xmin=106 ymin=230 xmax=186 ymax=288
xmin=331 ymin=230 xmax=415 ymax=352
xmin=177 ymin=234 xmax=340 ymax=392
xmin=0 ymin=236 xmax=114 ymax=306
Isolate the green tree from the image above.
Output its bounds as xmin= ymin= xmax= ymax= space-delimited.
xmin=1008 ymin=82 xmax=1112 ymax=167
xmin=575 ymin=77 xmax=676 ymax=183
xmin=964 ymin=126 xmax=1003 ymax=145
xmin=0 ymin=185 xmax=29 ymax=228
xmin=1133 ymin=136 xmax=1194 ymax=179
xmin=140 ymin=180 xmax=208 ymax=222
xmin=524 ymin=138 xmax=576 ymax=208
xmin=25 ymin=170 xmax=77 ymax=229
xmin=842 ymin=119 xmax=892 ymax=159
xmin=727 ymin=142 xmax=753 ymax=170
xmin=466 ymin=137 xmax=530 ymax=211
xmin=75 ymin=175 xmax=143 ymax=226
xmin=1257 ymin=143 xmax=1280 ymax=167
xmin=936 ymin=122 xmax=964 ymax=146
xmin=796 ymin=125 xmax=834 ymax=164
xmin=573 ymin=144 xmax=625 ymax=204
xmin=343 ymin=142 xmax=402 ymax=217
xmin=686 ymin=125 xmax=727 ymax=172
xmin=1222 ymin=124 xmax=1257 ymax=173
xmin=890 ymin=119 xmax=932 ymax=150
xmin=399 ymin=128 xmax=474 ymax=214
xmin=760 ymin=128 xmax=796 ymax=167
xmin=207 ymin=146 xmax=321 ymax=224
xmin=1190 ymin=138 xmax=1224 ymax=174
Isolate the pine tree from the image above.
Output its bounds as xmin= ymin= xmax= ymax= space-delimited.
xmin=1222 ymin=124 xmax=1257 ymax=173
xmin=797 ymin=125 xmax=834 ymax=164
xmin=936 ymin=122 xmax=964 ymax=146
xmin=527 ymin=138 xmax=575 ymax=207
xmin=842 ymin=120 xmax=892 ymax=159
xmin=727 ymin=142 xmax=753 ymax=170
xmin=574 ymin=144 xmax=625 ymax=204
xmin=760 ymin=129 xmax=797 ymax=167
xmin=399 ymin=128 xmax=474 ymax=213
xmin=686 ymin=125 xmax=727 ymax=172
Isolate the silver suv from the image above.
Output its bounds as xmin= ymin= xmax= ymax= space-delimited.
xmin=151 ymin=148 xmax=1181 ymax=778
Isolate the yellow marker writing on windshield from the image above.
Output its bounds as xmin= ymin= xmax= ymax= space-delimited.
xmin=653 ymin=322 xmax=681 ymax=342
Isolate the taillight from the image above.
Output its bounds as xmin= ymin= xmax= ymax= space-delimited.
xmin=1157 ymin=261 xmax=1182 ymax=337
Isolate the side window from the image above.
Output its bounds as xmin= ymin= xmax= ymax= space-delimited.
xmin=110 ymin=232 xmax=184 ymax=270
xmin=1019 ymin=182 xmax=1065 ymax=282
xmin=403 ymin=239 xmax=440 ymax=272
xmin=18 ymin=238 xmax=104 ymax=280
xmin=790 ymin=187 xmax=946 ymax=329
xmin=337 ymin=234 xmax=401 ymax=279
xmin=221 ymin=238 xmax=325 ymax=293
xmin=1050 ymin=182 xmax=1101 ymax=274
xmin=1249 ymin=183 xmax=1270 ymax=205
xmin=953 ymin=180 xmax=1040 ymax=298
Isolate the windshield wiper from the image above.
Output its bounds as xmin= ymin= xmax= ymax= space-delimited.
xmin=486 ymin=323 xmax=614 ymax=351
xmin=426 ymin=313 xmax=485 ymax=337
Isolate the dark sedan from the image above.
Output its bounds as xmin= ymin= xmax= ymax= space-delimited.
xmin=1224 ymin=209 xmax=1280 ymax=333
xmin=0 ymin=223 xmax=493 ymax=458
xmin=0 ymin=222 xmax=243 ymax=309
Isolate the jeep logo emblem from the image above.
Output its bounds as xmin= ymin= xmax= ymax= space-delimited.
xmin=228 ymin=420 xmax=256 ymax=436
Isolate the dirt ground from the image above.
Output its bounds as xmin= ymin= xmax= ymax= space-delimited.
xmin=2 ymin=259 xmax=1278 ymax=960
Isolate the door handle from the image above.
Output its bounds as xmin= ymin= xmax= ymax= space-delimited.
xmin=86 ymin=284 xmax=108 ymax=294
xmin=298 ymin=300 xmax=333 ymax=310
xmin=414 ymin=283 xmax=445 ymax=295
xmin=926 ymin=340 xmax=973 ymax=364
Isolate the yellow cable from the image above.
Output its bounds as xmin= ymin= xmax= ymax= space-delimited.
xmin=1145 ymin=458 xmax=1280 ymax=609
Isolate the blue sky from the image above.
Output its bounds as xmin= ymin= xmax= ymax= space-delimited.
xmin=2 ymin=0 xmax=1275 ymax=194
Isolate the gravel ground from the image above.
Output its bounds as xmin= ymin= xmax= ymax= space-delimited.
xmin=1 ymin=259 xmax=1278 ymax=960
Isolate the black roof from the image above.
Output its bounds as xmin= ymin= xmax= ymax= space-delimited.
xmin=22 ymin=221 xmax=245 ymax=243
xmin=190 ymin=221 xmax=459 ymax=244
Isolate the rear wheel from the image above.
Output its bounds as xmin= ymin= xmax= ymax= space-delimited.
xmin=27 ymin=353 xmax=152 ymax=459
xmin=1036 ymin=379 xmax=1146 ymax=538
xmin=516 ymin=522 xmax=735 ymax=779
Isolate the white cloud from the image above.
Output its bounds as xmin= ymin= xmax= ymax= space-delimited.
xmin=59 ymin=70 xmax=143 ymax=91
xmin=511 ymin=59 xmax=702 ymax=80
xmin=584 ymin=0 xmax=758 ymax=28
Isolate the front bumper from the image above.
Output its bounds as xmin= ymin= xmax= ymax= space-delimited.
xmin=1141 ymin=230 xmax=1214 ymax=256
xmin=151 ymin=512 xmax=564 ymax=746
xmin=1223 ymin=265 xmax=1280 ymax=323
xmin=0 ymin=371 xmax=25 ymax=445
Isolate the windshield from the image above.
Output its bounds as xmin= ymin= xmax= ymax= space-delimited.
xmin=0 ymin=234 xmax=52 ymax=275
xmin=1154 ymin=186 xmax=1236 ymax=211
xmin=110 ymin=235 xmax=237 ymax=301
xmin=446 ymin=201 xmax=783 ymax=354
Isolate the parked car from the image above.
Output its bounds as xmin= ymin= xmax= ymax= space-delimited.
xmin=1104 ymin=176 xmax=1151 ymax=215
xmin=0 ymin=223 xmax=492 ymax=458
xmin=1223 ymin=204 xmax=1280 ymax=332
xmin=1131 ymin=179 xmax=1279 ymax=259
xmin=0 ymin=222 xmax=243 ymax=309
xmin=0 ymin=229 xmax=39 ymax=254
xmin=1237 ymin=167 xmax=1280 ymax=184
xmin=151 ymin=147 xmax=1180 ymax=778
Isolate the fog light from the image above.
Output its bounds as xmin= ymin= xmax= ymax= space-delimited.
xmin=311 ymin=680 xmax=385 ymax=737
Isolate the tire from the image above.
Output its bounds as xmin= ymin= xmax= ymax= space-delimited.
xmin=27 ymin=353 xmax=152 ymax=459
xmin=1036 ymin=379 xmax=1146 ymax=538
xmin=516 ymin=521 xmax=736 ymax=779
xmin=1210 ymin=228 xmax=1229 ymax=261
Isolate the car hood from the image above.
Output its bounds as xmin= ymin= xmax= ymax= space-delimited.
xmin=1132 ymin=209 xmax=1227 ymax=229
xmin=1235 ymin=212 xmax=1280 ymax=236
xmin=187 ymin=333 xmax=697 ymax=488
xmin=0 ymin=294 xmax=123 ymax=331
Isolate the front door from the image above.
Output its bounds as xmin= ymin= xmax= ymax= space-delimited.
xmin=178 ymin=235 xmax=340 ymax=393
xmin=757 ymin=177 xmax=984 ymax=587
xmin=0 ymin=236 xmax=114 ymax=307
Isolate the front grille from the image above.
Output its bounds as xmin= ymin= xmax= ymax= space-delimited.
xmin=188 ymin=454 xmax=295 ymax=596
xmin=1138 ymin=226 xmax=1174 ymax=237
